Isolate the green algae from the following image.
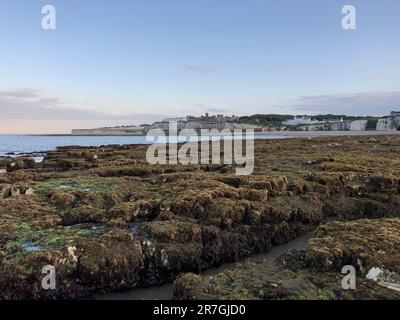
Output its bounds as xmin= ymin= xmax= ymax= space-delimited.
xmin=33 ymin=176 xmax=118 ymax=197
xmin=3 ymin=221 xmax=95 ymax=256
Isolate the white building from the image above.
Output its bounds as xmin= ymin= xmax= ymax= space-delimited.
xmin=376 ymin=118 xmax=394 ymax=131
xmin=283 ymin=117 xmax=321 ymax=126
xmin=376 ymin=111 xmax=400 ymax=131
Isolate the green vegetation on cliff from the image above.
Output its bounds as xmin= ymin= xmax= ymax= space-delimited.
xmin=238 ymin=114 xmax=380 ymax=129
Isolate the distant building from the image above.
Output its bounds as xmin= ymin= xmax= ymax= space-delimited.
xmin=149 ymin=113 xmax=257 ymax=132
xmin=391 ymin=111 xmax=400 ymax=129
xmin=163 ymin=117 xmax=187 ymax=122
xmin=376 ymin=118 xmax=394 ymax=131
xmin=376 ymin=111 xmax=400 ymax=131
xmin=282 ymin=116 xmax=367 ymax=131
xmin=329 ymin=120 xmax=351 ymax=131
xmin=283 ymin=116 xmax=321 ymax=126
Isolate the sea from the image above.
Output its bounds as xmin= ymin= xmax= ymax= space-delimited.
xmin=0 ymin=134 xmax=288 ymax=157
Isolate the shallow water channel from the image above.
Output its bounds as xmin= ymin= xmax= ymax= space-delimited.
xmin=96 ymin=232 xmax=313 ymax=300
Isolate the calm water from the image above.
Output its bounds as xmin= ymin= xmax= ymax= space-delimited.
xmin=0 ymin=135 xmax=152 ymax=156
xmin=0 ymin=135 xmax=287 ymax=157
xmin=96 ymin=232 xmax=313 ymax=300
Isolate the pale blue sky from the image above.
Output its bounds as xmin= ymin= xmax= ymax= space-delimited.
xmin=0 ymin=0 xmax=399 ymax=133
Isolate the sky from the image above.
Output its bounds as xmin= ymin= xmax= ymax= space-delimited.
xmin=0 ymin=0 xmax=399 ymax=134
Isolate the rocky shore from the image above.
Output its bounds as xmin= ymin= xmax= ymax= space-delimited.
xmin=173 ymin=219 xmax=400 ymax=300
xmin=1 ymin=136 xmax=400 ymax=299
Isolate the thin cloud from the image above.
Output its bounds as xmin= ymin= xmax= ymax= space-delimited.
xmin=185 ymin=64 xmax=214 ymax=74
xmin=193 ymin=104 xmax=230 ymax=114
xmin=0 ymin=88 xmax=165 ymax=122
xmin=0 ymin=88 xmax=42 ymax=99
xmin=366 ymin=76 xmax=384 ymax=82
xmin=287 ymin=91 xmax=400 ymax=116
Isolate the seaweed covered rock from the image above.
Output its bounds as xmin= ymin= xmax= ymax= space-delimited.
xmin=75 ymin=231 xmax=144 ymax=289
xmin=6 ymin=158 xmax=36 ymax=172
xmin=304 ymin=219 xmax=400 ymax=276
xmin=2 ymin=136 xmax=400 ymax=299
xmin=108 ymin=200 xmax=160 ymax=221
xmin=366 ymin=174 xmax=399 ymax=193
xmin=174 ymin=219 xmax=400 ymax=300
xmin=173 ymin=259 xmax=400 ymax=300
xmin=0 ymin=231 xmax=144 ymax=299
